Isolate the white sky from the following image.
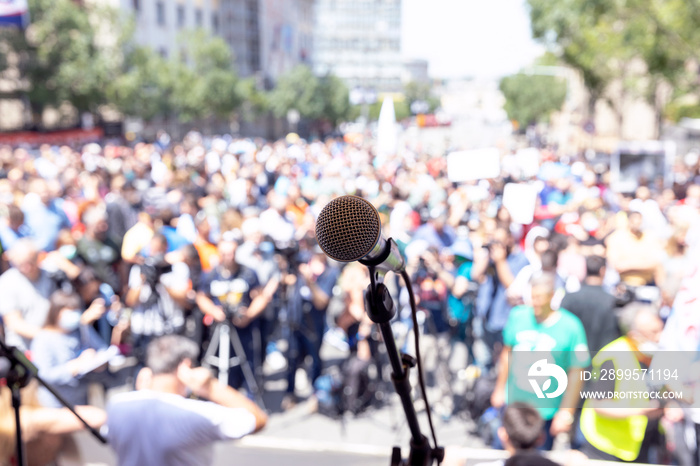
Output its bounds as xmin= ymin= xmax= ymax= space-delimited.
xmin=401 ymin=0 xmax=545 ymax=79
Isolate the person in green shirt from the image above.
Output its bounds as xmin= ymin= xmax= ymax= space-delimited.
xmin=491 ymin=271 xmax=590 ymax=450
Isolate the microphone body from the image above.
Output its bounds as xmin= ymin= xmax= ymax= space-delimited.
xmin=315 ymin=195 xmax=405 ymax=274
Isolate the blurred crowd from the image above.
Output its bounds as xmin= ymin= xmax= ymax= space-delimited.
xmin=0 ymin=130 xmax=699 ymax=465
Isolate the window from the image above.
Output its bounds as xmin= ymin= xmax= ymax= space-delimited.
xmin=132 ymin=0 xmax=140 ymax=11
xmin=177 ymin=6 xmax=185 ymax=27
xmin=156 ymin=1 xmax=165 ymax=26
xmin=212 ymin=13 xmax=219 ymax=33
xmin=159 ymin=47 xmax=168 ymax=58
xmin=195 ymin=9 xmax=203 ymax=27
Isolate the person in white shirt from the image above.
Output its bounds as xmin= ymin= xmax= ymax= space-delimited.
xmin=106 ymin=334 xmax=267 ymax=466
xmin=0 ymin=239 xmax=58 ymax=352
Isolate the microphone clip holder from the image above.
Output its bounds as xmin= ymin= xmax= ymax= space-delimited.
xmin=364 ymin=257 xmax=445 ymax=466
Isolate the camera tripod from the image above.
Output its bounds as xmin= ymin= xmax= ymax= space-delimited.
xmin=202 ymin=319 xmax=266 ymax=410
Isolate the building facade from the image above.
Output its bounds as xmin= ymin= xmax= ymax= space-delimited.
xmin=258 ymin=0 xmax=313 ymax=86
xmin=113 ymin=0 xmax=314 ymax=83
xmin=312 ymin=0 xmax=403 ymax=93
xmin=114 ymin=0 xmax=261 ymax=76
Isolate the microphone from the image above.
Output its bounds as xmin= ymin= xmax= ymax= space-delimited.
xmin=315 ymin=195 xmax=405 ymax=273
xmin=315 ymin=195 xmax=444 ymax=465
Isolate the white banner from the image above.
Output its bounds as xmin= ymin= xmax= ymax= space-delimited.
xmin=515 ymin=148 xmax=541 ymax=178
xmin=502 ymin=183 xmax=538 ymax=225
xmin=446 ymin=148 xmax=500 ymax=182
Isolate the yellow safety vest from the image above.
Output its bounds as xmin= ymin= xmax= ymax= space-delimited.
xmin=580 ymin=337 xmax=650 ymax=462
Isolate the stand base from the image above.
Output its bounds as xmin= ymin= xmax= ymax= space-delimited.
xmin=390 ymin=436 xmax=445 ymax=466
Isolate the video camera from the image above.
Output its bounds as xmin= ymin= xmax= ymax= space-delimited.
xmin=273 ymin=241 xmax=301 ymax=273
xmin=142 ymin=255 xmax=173 ymax=288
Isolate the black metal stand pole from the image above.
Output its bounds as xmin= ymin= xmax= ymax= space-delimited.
xmin=362 ymin=259 xmax=444 ymax=466
xmin=10 ymin=383 xmax=25 ymax=466
xmin=0 ymin=337 xmax=107 ymax=466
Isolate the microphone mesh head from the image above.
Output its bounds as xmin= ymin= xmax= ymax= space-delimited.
xmin=315 ymin=195 xmax=381 ymax=262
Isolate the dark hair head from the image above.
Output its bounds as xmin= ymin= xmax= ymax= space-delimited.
xmin=504 ymin=451 xmax=559 ymax=466
xmin=150 ymin=232 xmax=169 ymax=250
xmin=146 ymin=335 xmax=200 ymax=375
xmin=533 ymin=235 xmax=548 ymax=246
xmin=540 ymin=249 xmax=558 ymax=272
xmin=46 ymin=290 xmax=82 ymax=328
xmin=158 ymin=208 xmax=176 ymax=226
xmin=181 ymin=243 xmax=201 ymax=264
xmin=502 ymin=402 xmax=545 ymax=450
xmin=585 ymin=255 xmax=606 ymax=277
xmin=547 ymin=233 xmax=568 ymax=253
xmin=7 ymin=204 xmax=24 ymax=225
xmin=75 ymin=267 xmax=99 ymax=288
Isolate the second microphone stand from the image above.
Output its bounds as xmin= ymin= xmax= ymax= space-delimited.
xmin=0 ymin=338 xmax=107 ymax=466
xmin=361 ymin=243 xmax=444 ymax=466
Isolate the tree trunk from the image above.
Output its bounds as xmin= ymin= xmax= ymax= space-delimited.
xmin=617 ymin=107 xmax=624 ymax=140
xmin=588 ymin=93 xmax=597 ymax=119
xmin=653 ymin=83 xmax=664 ymax=140
xmin=617 ymin=85 xmax=626 ymax=139
xmin=29 ymin=101 xmax=43 ymax=131
xmin=617 ymin=64 xmax=629 ymax=139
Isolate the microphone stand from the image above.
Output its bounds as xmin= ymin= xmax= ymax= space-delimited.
xmin=0 ymin=339 xmax=107 ymax=466
xmin=360 ymin=239 xmax=444 ymax=466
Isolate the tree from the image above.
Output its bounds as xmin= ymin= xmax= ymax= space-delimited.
xmin=317 ymin=74 xmax=352 ymax=127
xmin=499 ymin=72 xmax=567 ymax=129
xmin=527 ymin=0 xmax=635 ymax=132
xmin=527 ymin=0 xmax=700 ymax=137
xmin=108 ymin=30 xmax=244 ymax=124
xmin=235 ymin=77 xmax=269 ymax=121
xmin=0 ymin=0 xmax=124 ymax=127
xmin=403 ymin=81 xmax=440 ymax=114
xmin=268 ymin=65 xmax=323 ymax=121
xmin=368 ymin=97 xmax=410 ymax=122
xmin=106 ymin=46 xmax=174 ymax=123
xmin=174 ymin=30 xmax=242 ymax=122
xmin=268 ymin=65 xmax=354 ymax=129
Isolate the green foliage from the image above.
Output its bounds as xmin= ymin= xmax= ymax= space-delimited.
xmin=368 ymin=98 xmax=411 ymax=122
xmin=108 ymin=29 xmax=244 ymax=123
xmin=0 ymin=0 xmax=124 ymax=120
xmin=235 ymin=77 xmax=269 ymax=121
xmin=106 ymin=46 xmax=173 ymax=122
xmin=0 ymin=2 xmax=245 ymax=125
xmin=665 ymin=101 xmax=700 ymax=122
xmin=317 ymin=74 xmax=352 ymax=127
xmin=268 ymin=65 xmax=353 ymax=127
xmin=403 ymin=81 xmax=440 ymax=114
xmin=268 ymin=66 xmax=323 ymax=120
xmin=0 ymin=2 xmax=355 ymax=129
xmin=176 ymin=30 xmax=242 ymax=122
xmin=527 ymin=0 xmax=700 ymax=132
xmin=528 ymin=0 xmax=628 ymax=106
xmin=499 ymin=73 xmax=567 ymax=128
